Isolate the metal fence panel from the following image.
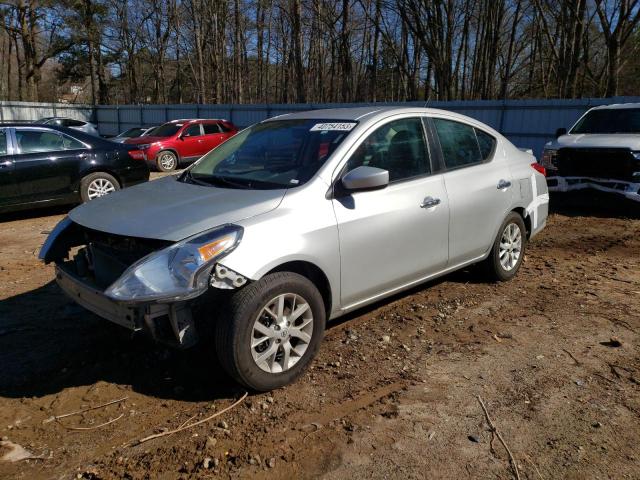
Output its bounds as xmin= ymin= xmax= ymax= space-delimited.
xmin=3 ymin=97 xmax=640 ymax=157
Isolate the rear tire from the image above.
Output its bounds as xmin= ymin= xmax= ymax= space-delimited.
xmin=156 ymin=151 xmax=178 ymax=172
xmin=80 ymin=172 xmax=120 ymax=203
xmin=484 ymin=212 xmax=526 ymax=282
xmin=214 ymin=272 xmax=326 ymax=391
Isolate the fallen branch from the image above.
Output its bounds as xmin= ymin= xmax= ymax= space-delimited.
xmin=477 ymin=395 xmax=521 ymax=480
xmin=522 ymin=452 xmax=544 ymax=480
xmin=61 ymin=413 xmax=125 ymax=431
xmin=129 ymin=392 xmax=248 ymax=447
xmin=44 ymin=396 xmax=129 ymax=424
xmin=562 ymin=348 xmax=581 ymax=366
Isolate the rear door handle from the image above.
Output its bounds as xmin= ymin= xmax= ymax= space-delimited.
xmin=78 ymin=152 xmax=89 ymax=159
xmin=0 ymin=160 xmax=12 ymax=169
xmin=497 ymin=179 xmax=512 ymax=189
xmin=420 ymin=196 xmax=441 ymax=208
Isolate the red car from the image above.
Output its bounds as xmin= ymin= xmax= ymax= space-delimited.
xmin=125 ymin=119 xmax=238 ymax=171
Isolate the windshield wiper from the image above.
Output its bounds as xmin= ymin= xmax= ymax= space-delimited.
xmin=190 ymin=174 xmax=252 ymax=189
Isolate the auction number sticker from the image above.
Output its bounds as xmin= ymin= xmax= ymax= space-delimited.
xmin=310 ymin=122 xmax=357 ymax=131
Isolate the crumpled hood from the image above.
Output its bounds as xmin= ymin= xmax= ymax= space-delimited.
xmin=69 ymin=176 xmax=286 ymax=242
xmin=552 ymin=133 xmax=640 ymax=150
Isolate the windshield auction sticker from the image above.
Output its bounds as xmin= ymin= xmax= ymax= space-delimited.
xmin=310 ymin=122 xmax=357 ymax=131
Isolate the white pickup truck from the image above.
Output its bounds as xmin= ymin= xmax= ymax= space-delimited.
xmin=540 ymin=103 xmax=640 ymax=202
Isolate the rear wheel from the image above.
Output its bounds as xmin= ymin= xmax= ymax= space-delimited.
xmin=214 ymin=272 xmax=326 ymax=391
xmin=156 ymin=151 xmax=178 ymax=172
xmin=484 ymin=212 xmax=526 ymax=281
xmin=80 ymin=172 xmax=120 ymax=202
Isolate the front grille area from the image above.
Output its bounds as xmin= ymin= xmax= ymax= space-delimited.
xmin=555 ymin=148 xmax=638 ymax=181
xmin=69 ymin=227 xmax=172 ymax=290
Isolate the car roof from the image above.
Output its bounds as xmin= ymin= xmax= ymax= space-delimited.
xmin=591 ymin=103 xmax=640 ymax=110
xmin=168 ymin=118 xmax=228 ymax=124
xmin=265 ymin=106 xmax=491 ymax=129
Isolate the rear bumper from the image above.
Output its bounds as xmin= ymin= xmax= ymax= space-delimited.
xmin=119 ymin=164 xmax=150 ymax=188
xmin=547 ymin=176 xmax=640 ymax=202
xmin=55 ymin=264 xmax=198 ymax=347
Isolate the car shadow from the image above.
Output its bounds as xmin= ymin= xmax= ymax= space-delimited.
xmin=0 ymin=204 xmax=73 ymax=223
xmin=0 ymin=281 xmax=242 ymax=402
xmin=550 ymin=191 xmax=640 ymax=219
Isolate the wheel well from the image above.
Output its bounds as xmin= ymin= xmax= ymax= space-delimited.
xmin=77 ymin=169 xmax=122 ymax=192
xmin=512 ymin=207 xmax=531 ymax=238
xmin=266 ymin=261 xmax=332 ymax=316
xmin=156 ymin=148 xmax=180 ymax=162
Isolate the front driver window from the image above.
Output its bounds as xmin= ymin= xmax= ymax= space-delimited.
xmin=183 ymin=124 xmax=201 ymax=137
xmin=346 ymin=118 xmax=430 ymax=182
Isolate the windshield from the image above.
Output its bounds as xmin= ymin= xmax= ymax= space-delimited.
xmin=571 ymin=108 xmax=640 ymax=134
xmin=151 ymin=123 xmax=182 ymax=137
xmin=185 ymin=119 xmax=357 ymax=189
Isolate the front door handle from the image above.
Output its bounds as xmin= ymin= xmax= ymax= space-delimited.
xmin=497 ymin=179 xmax=512 ymax=189
xmin=420 ymin=196 xmax=441 ymax=208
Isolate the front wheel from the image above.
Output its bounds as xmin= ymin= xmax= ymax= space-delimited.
xmin=484 ymin=212 xmax=526 ymax=281
xmin=214 ymin=272 xmax=326 ymax=391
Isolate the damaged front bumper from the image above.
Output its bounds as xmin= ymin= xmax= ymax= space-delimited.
xmin=547 ymin=176 xmax=640 ymax=202
xmin=55 ymin=263 xmax=199 ymax=348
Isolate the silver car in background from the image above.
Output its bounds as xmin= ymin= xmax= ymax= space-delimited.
xmin=34 ymin=117 xmax=100 ymax=136
xmin=40 ymin=107 xmax=548 ymax=391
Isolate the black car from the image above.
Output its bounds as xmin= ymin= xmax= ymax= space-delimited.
xmin=0 ymin=124 xmax=149 ymax=213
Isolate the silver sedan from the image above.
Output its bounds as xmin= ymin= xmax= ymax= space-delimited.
xmin=40 ymin=107 xmax=549 ymax=391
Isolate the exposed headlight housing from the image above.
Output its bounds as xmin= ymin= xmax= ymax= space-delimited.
xmin=541 ymin=149 xmax=558 ymax=170
xmin=105 ymin=224 xmax=243 ymax=303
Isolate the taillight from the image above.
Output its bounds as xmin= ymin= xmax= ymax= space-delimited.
xmin=531 ymin=162 xmax=546 ymax=177
xmin=128 ymin=149 xmax=146 ymax=161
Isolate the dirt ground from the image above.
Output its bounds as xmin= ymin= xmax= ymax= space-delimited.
xmin=0 ymin=184 xmax=639 ymax=480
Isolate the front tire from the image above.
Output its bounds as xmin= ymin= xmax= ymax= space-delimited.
xmin=80 ymin=172 xmax=120 ymax=202
xmin=215 ymin=272 xmax=326 ymax=391
xmin=156 ymin=151 xmax=178 ymax=172
xmin=484 ymin=212 xmax=526 ymax=281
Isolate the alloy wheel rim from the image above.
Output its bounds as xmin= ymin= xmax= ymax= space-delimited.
xmin=251 ymin=293 xmax=314 ymax=374
xmin=87 ymin=178 xmax=115 ymax=200
xmin=499 ymin=222 xmax=522 ymax=271
xmin=160 ymin=153 xmax=176 ymax=170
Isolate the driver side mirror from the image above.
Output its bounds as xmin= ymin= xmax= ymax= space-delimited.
xmin=341 ymin=166 xmax=389 ymax=191
xmin=555 ymin=127 xmax=567 ymax=138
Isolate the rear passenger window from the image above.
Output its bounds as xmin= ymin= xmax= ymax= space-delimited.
xmin=346 ymin=118 xmax=430 ymax=182
xmin=16 ymin=130 xmax=64 ymax=154
xmin=0 ymin=131 xmax=6 ymax=156
xmin=203 ymin=123 xmax=221 ymax=134
xmin=433 ymin=118 xmax=483 ymax=169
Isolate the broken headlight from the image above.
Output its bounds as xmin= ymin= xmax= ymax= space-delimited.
xmin=105 ymin=224 xmax=243 ymax=303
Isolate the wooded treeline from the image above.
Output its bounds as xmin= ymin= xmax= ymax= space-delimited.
xmin=1 ymin=0 xmax=639 ymax=105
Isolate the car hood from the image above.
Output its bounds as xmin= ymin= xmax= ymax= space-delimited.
xmin=68 ymin=176 xmax=286 ymax=242
xmin=124 ymin=135 xmax=170 ymax=145
xmin=551 ymin=133 xmax=640 ymax=150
